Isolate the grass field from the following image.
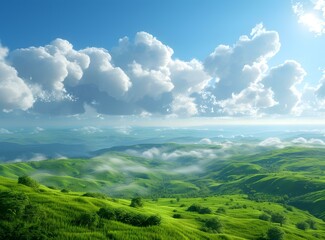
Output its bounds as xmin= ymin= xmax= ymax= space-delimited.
xmin=0 ymin=145 xmax=325 ymax=239
xmin=0 ymin=176 xmax=324 ymax=239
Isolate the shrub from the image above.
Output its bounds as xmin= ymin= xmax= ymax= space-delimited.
xmin=187 ymin=203 xmax=202 ymax=212
xmin=0 ymin=191 xmax=29 ymax=221
xmin=130 ymin=197 xmax=143 ymax=208
xmin=75 ymin=212 xmax=99 ymax=227
xmin=296 ymin=221 xmax=309 ymax=231
xmin=61 ymin=189 xmax=69 ymax=193
xmin=267 ymin=227 xmax=284 ymax=240
xmin=18 ymin=176 xmax=39 ymax=188
xmin=145 ymin=215 xmax=161 ymax=226
xmin=259 ymin=213 xmax=271 ymax=221
xmin=173 ymin=213 xmax=182 ymax=219
xmin=199 ymin=207 xmax=212 ymax=214
xmin=82 ymin=192 xmax=108 ymax=199
xmin=202 ymin=217 xmax=222 ymax=233
xmin=97 ymin=207 xmax=115 ymax=220
xmin=271 ymin=213 xmax=286 ymax=226
xmin=216 ymin=207 xmax=226 ymax=214
xmin=306 ymin=219 xmax=317 ymax=230
xmin=97 ymin=207 xmax=161 ymax=227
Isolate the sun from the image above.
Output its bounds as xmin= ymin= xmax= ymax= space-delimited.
xmin=299 ymin=13 xmax=323 ymax=34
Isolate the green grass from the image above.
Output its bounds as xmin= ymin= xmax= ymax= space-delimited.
xmin=0 ymin=176 xmax=324 ymax=240
xmin=1 ymin=145 xmax=325 ymax=239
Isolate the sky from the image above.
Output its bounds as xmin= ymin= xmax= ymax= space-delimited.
xmin=1 ymin=0 xmax=325 ymax=126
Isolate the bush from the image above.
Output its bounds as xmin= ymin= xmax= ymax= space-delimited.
xmin=0 ymin=191 xmax=29 ymax=221
xmin=271 ymin=213 xmax=286 ymax=226
xmin=74 ymin=212 xmax=99 ymax=227
xmin=216 ymin=207 xmax=226 ymax=214
xmin=202 ymin=217 xmax=222 ymax=233
xmin=267 ymin=227 xmax=284 ymax=240
xmin=145 ymin=215 xmax=161 ymax=226
xmin=187 ymin=203 xmax=202 ymax=212
xmin=173 ymin=213 xmax=182 ymax=218
xmin=97 ymin=207 xmax=115 ymax=220
xmin=199 ymin=207 xmax=212 ymax=214
xmin=306 ymin=219 xmax=317 ymax=230
xmin=18 ymin=176 xmax=39 ymax=189
xmin=259 ymin=213 xmax=271 ymax=221
xmin=97 ymin=207 xmax=161 ymax=227
xmin=296 ymin=221 xmax=309 ymax=231
xmin=61 ymin=189 xmax=69 ymax=193
xmin=82 ymin=192 xmax=108 ymax=199
xmin=130 ymin=197 xmax=143 ymax=208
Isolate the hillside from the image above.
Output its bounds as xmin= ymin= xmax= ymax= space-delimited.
xmin=0 ymin=144 xmax=325 ymax=239
xmin=0 ymin=145 xmax=325 ymax=220
xmin=0 ymin=176 xmax=324 ymax=240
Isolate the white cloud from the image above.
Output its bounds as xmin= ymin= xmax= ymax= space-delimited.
xmin=73 ymin=126 xmax=103 ymax=134
xmin=205 ymin=23 xmax=280 ymax=100
xmin=293 ymin=0 xmax=325 ymax=36
xmin=0 ymin=27 xmax=322 ymax=119
xmin=173 ymin=165 xmax=202 ymax=174
xmin=292 ymin=137 xmax=325 ymax=145
xmin=0 ymin=46 xmax=34 ymax=111
xmin=10 ymin=45 xmax=69 ymax=99
xmin=0 ymin=128 xmax=12 ymax=134
xmin=217 ymin=83 xmax=277 ymax=116
xmin=259 ymin=137 xmax=283 ymax=147
xmin=80 ymin=47 xmax=131 ymax=99
xmin=292 ymin=137 xmax=308 ymax=144
xmin=126 ymin=61 xmax=173 ymax=100
xmin=263 ymin=60 xmax=306 ymax=114
xmin=199 ymin=138 xmax=213 ymax=144
xmin=142 ymin=147 xmax=160 ymax=159
xmin=171 ymin=95 xmax=198 ymax=116
xmin=169 ymin=59 xmax=211 ymax=95
xmin=112 ymin=31 xmax=173 ymax=70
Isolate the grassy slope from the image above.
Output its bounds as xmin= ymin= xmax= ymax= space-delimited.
xmin=0 ymin=145 xmax=324 ymax=219
xmin=0 ymin=176 xmax=324 ymax=240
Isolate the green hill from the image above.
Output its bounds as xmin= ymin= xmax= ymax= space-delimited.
xmin=0 ymin=176 xmax=324 ymax=240
xmin=0 ymin=144 xmax=325 ymax=239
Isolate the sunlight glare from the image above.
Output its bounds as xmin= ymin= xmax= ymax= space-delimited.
xmin=300 ymin=12 xmax=323 ymax=34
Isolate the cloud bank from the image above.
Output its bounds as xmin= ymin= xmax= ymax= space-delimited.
xmin=0 ymin=24 xmax=324 ymax=119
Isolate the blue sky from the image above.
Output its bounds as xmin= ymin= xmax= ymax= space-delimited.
xmin=1 ymin=0 xmax=325 ymax=126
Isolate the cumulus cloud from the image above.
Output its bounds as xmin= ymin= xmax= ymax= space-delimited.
xmin=0 ymin=26 xmax=321 ymax=118
xmin=79 ymin=47 xmax=131 ymax=99
xmin=293 ymin=0 xmax=325 ymax=36
xmin=112 ymin=31 xmax=173 ymax=70
xmin=169 ymin=59 xmax=211 ymax=95
xmin=126 ymin=61 xmax=173 ymax=100
xmin=217 ymin=83 xmax=277 ymax=116
xmin=263 ymin=60 xmax=306 ymax=114
xmin=0 ymin=46 xmax=34 ymax=111
xmin=171 ymin=95 xmax=198 ymax=116
xmin=205 ymin=23 xmax=280 ymax=100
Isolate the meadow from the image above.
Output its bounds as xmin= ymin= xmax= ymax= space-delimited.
xmin=0 ymin=143 xmax=325 ymax=239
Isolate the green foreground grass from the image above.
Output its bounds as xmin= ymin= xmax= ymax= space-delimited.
xmin=0 ymin=176 xmax=324 ymax=240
